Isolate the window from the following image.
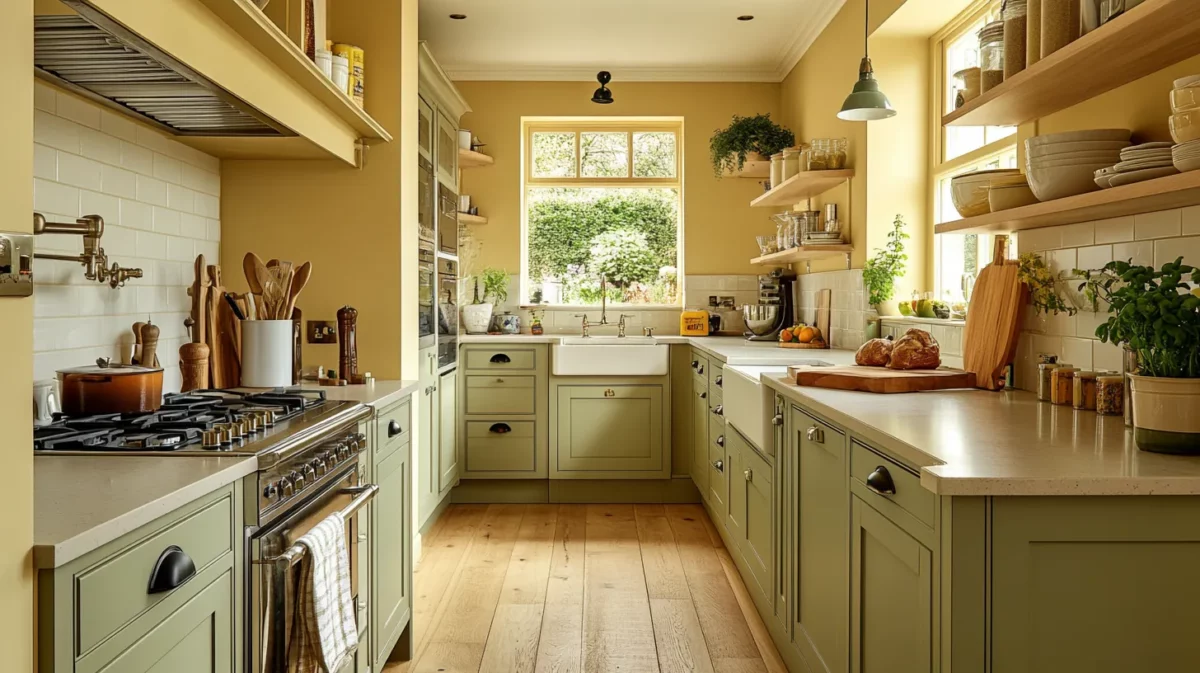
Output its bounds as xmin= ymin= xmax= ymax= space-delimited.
xmin=931 ymin=2 xmax=1019 ymax=304
xmin=522 ymin=119 xmax=683 ymax=306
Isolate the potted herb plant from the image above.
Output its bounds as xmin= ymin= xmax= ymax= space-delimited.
xmin=1079 ymin=258 xmax=1200 ymax=454
xmin=862 ymin=214 xmax=909 ymax=316
xmin=710 ymin=113 xmax=795 ymax=177
xmin=461 ymin=267 xmax=509 ymax=334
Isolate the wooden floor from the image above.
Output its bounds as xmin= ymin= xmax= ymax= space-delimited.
xmin=384 ymin=503 xmax=789 ymax=673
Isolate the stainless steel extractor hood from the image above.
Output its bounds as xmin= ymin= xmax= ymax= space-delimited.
xmin=34 ymin=7 xmax=294 ymax=138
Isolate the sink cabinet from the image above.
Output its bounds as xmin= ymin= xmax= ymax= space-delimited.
xmin=550 ymin=380 xmax=669 ymax=478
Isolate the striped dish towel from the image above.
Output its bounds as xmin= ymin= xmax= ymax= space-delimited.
xmin=288 ymin=511 xmax=358 ymax=673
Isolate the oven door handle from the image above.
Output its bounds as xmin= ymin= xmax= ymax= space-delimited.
xmin=255 ymin=484 xmax=379 ymax=567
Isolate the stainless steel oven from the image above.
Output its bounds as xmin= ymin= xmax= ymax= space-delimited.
xmin=418 ymin=239 xmax=436 ymax=349
xmin=437 ymin=181 xmax=458 ymax=256
xmin=437 ymin=256 xmax=457 ymax=368
xmin=249 ymin=455 xmax=376 ymax=673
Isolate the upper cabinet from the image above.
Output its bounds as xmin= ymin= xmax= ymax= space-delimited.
xmin=419 ymin=42 xmax=472 ymax=192
xmin=33 ymin=0 xmax=391 ymax=166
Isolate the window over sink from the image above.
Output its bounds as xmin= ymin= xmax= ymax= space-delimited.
xmin=521 ymin=118 xmax=683 ymax=307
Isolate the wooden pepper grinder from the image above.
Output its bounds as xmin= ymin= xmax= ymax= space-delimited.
xmin=337 ymin=305 xmax=364 ymax=384
xmin=180 ymin=255 xmax=211 ymax=392
xmin=140 ymin=321 xmax=161 ymax=370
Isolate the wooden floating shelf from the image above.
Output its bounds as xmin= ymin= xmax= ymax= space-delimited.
xmin=198 ymin=0 xmax=391 ymax=142
xmin=723 ymin=160 xmax=771 ymax=179
xmin=459 ymin=149 xmax=495 ymax=168
xmin=935 ymin=170 xmax=1200 ymax=235
xmin=751 ymin=244 xmax=853 ymax=266
xmin=751 ymin=170 xmax=855 ymax=208
xmin=943 ymin=0 xmax=1200 ymax=127
xmin=458 ymin=213 xmax=488 ymax=225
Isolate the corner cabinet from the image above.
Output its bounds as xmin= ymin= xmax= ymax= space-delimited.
xmin=416 ymin=345 xmax=444 ymax=529
xmin=550 ymin=381 xmax=669 ymax=478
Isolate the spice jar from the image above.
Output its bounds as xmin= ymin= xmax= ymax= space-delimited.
xmin=1037 ymin=363 xmax=1060 ymax=402
xmin=1051 ymin=366 xmax=1078 ymax=405
xmin=782 ymin=147 xmax=802 ymax=181
xmin=979 ymin=21 xmax=1006 ymax=93
xmin=1026 ymin=0 xmax=1042 ymax=67
xmin=1003 ymin=0 xmax=1028 ymax=79
xmin=1040 ymin=0 xmax=1080 ymax=59
xmin=769 ymin=153 xmax=784 ymax=188
xmin=828 ymin=138 xmax=848 ymax=169
xmin=1096 ymin=375 xmax=1125 ymax=416
xmin=807 ymin=139 xmax=829 ymax=171
xmin=1072 ymin=371 xmax=1098 ymax=410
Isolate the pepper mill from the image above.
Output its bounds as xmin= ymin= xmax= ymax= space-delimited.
xmin=337 ymin=305 xmax=361 ymax=384
xmin=140 ymin=321 xmax=161 ymax=369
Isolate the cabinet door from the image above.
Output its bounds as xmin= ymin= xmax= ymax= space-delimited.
xmin=739 ymin=433 xmax=773 ymax=601
xmin=692 ymin=388 xmax=709 ymax=497
xmin=726 ymin=431 xmax=746 ymax=544
xmin=437 ymin=370 xmax=458 ymax=492
xmin=418 ymin=95 xmax=433 ymax=161
xmin=417 ymin=347 xmax=439 ymax=527
xmin=773 ymin=395 xmax=790 ymax=632
xmin=554 ymin=384 xmax=665 ymax=476
xmin=793 ymin=410 xmax=849 ymax=673
xmin=850 ymin=495 xmax=933 ymax=673
xmin=373 ymin=441 xmax=411 ymax=667
xmin=94 ymin=571 xmax=233 ymax=673
xmin=436 ymin=110 xmax=458 ymax=190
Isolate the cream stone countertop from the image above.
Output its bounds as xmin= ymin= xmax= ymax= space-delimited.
xmin=299 ymin=379 xmax=420 ymax=410
xmin=458 ymin=334 xmax=857 ymax=366
xmin=765 ymin=375 xmax=1200 ymax=496
xmin=34 ymin=455 xmax=257 ymax=569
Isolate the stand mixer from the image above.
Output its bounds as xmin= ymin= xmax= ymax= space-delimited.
xmin=743 ymin=271 xmax=796 ymax=341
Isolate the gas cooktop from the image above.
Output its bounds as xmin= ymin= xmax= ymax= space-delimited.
xmin=34 ymin=388 xmax=363 ymax=462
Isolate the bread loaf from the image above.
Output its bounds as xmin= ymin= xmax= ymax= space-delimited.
xmin=855 ymin=337 xmax=894 ymax=367
xmin=887 ymin=328 xmax=942 ymax=370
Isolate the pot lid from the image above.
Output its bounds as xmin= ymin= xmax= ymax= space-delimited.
xmin=57 ymin=357 xmax=163 ymax=376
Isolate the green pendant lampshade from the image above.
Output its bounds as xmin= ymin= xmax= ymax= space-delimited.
xmin=837 ymin=0 xmax=896 ymax=122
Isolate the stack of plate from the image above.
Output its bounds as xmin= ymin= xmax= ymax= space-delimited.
xmin=1096 ymin=142 xmax=1179 ymax=188
xmin=1025 ymin=129 xmax=1131 ymax=201
xmin=1174 ymin=140 xmax=1200 ymax=173
xmin=1171 ymin=75 xmax=1200 ymax=145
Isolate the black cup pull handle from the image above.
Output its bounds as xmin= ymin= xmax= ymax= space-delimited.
xmin=489 ymin=423 xmax=512 ymax=434
xmin=866 ymin=466 xmax=897 ymax=496
xmin=388 ymin=420 xmax=402 ymax=437
xmin=148 ymin=545 xmax=196 ymax=594
xmin=490 ymin=353 xmax=511 ymax=364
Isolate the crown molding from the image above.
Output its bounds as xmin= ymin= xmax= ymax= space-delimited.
xmin=772 ymin=0 xmax=847 ymax=81
xmin=442 ymin=65 xmax=783 ymax=83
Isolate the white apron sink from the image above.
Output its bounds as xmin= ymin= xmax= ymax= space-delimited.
xmin=552 ymin=338 xmax=669 ymax=376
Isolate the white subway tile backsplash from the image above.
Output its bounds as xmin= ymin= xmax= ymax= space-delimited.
xmin=1093 ymin=216 xmax=1135 ymax=244
xmin=34 ymin=110 xmax=81 ymax=153
xmin=1112 ymin=240 xmax=1153 ymax=266
xmin=195 ymin=193 xmax=220 ymax=219
xmin=33 ymin=144 xmax=56 ymax=180
xmin=1093 ymin=340 xmax=1123 ymax=373
xmin=79 ymin=127 xmax=122 ymax=166
xmin=55 ymin=91 xmax=101 ymax=129
xmin=99 ymin=110 xmax=140 ymax=143
xmin=79 ymin=190 xmax=120 ymax=224
xmin=136 ymin=175 xmax=169 ymax=207
xmin=153 ymin=153 xmax=183 ymax=184
xmin=152 ymin=207 xmax=181 ymax=235
xmin=1059 ymin=222 xmax=1094 ymax=248
xmin=1134 ymin=209 xmax=1182 ymax=240
xmin=206 ymin=219 xmax=222 ymax=242
xmin=120 ymin=142 xmax=154 ymax=176
xmin=120 ymin=199 xmax=153 ymax=231
xmin=1045 ymin=249 xmax=1077 ymax=275
xmin=34 ymin=81 xmax=56 ymax=113
xmin=135 ymin=230 xmax=167 ymax=258
xmin=56 ymin=152 xmax=102 ymax=191
xmin=1077 ymin=244 xmax=1112 ymax=271
xmin=102 ymin=225 xmax=137 ymax=257
xmin=1183 ymin=206 xmax=1200 ymax=236
xmin=167 ymin=184 xmax=195 ymax=213
xmin=101 ymin=164 xmax=136 ymax=199
xmin=1061 ymin=337 xmax=1094 ymax=370
xmin=179 ymin=213 xmax=208 ymax=239
xmin=1155 ymin=236 xmax=1200 ymax=268
xmin=34 ymin=179 xmax=79 ymax=216
xmin=167 ymin=236 xmax=195 ymax=262
xmin=1017 ymin=226 xmax=1063 ymax=253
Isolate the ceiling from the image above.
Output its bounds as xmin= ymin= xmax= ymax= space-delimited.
xmin=418 ymin=0 xmax=848 ymax=82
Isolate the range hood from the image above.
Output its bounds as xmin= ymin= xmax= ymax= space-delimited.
xmin=34 ymin=7 xmax=292 ymax=138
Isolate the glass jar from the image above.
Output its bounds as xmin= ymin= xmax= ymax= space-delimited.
xmin=1051 ymin=367 xmax=1078 ymax=405
xmin=782 ymin=147 xmax=802 ymax=181
xmin=1037 ymin=363 xmax=1059 ymax=402
xmin=828 ymin=138 xmax=848 ymax=169
xmin=807 ymin=139 xmax=829 ymax=171
xmin=1072 ymin=370 xmax=1098 ymax=410
xmin=1003 ymin=0 xmax=1028 ymax=78
xmin=776 ymin=218 xmax=795 ymax=251
xmin=979 ymin=21 xmax=1006 ymax=93
xmin=1096 ymin=375 xmax=1125 ymax=416
xmin=769 ymin=153 xmax=784 ymax=189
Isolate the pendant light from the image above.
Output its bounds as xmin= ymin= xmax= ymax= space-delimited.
xmin=837 ymin=0 xmax=896 ymax=121
xmin=591 ymin=71 xmax=614 ymax=104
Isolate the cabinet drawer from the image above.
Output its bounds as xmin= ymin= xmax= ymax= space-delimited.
xmin=465 ymin=421 xmax=537 ymax=472
xmin=851 ymin=441 xmax=935 ymax=528
xmin=709 ymin=413 xmax=726 ymax=461
xmin=464 ymin=348 xmax=537 ymax=371
xmin=76 ymin=490 xmax=234 ymax=655
xmin=465 ymin=376 xmax=536 ymax=415
xmin=710 ymin=362 xmax=725 ymax=391
xmin=376 ymin=399 xmax=411 ymax=462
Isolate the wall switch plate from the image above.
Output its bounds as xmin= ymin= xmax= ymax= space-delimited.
xmin=0 ymin=232 xmax=34 ymax=297
xmin=308 ymin=320 xmax=337 ymax=344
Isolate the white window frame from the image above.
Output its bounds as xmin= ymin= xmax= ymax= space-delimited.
xmin=520 ymin=116 xmax=686 ymax=307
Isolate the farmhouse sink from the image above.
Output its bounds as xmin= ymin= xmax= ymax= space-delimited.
xmin=552 ymin=337 xmax=669 ymax=376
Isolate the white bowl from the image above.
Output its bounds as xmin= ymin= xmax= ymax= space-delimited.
xmin=1028 ymin=152 xmax=1125 ymax=166
xmin=1028 ymin=163 xmax=1114 ymax=201
xmin=950 ymin=169 xmax=1024 ymax=217
xmin=1026 ymin=140 xmax=1131 ymax=158
xmin=1029 ymin=155 xmax=1121 ymax=169
xmin=988 ymin=183 xmax=1037 ymax=211
xmin=1174 ymin=74 xmax=1200 ymax=90
xmin=1170 ymin=110 xmax=1200 ymax=144
xmin=1027 ymin=129 xmax=1132 ymax=149
xmin=1173 ymin=139 xmax=1200 ymax=158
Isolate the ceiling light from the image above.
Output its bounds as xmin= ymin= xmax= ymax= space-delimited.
xmin=449 ymin=13 xmax=467 ymax=20
xmin=737 ymin=15 xmax=755 ymax=21
xmin=591 ymin=71 xmax=613 ymax=105
xmin=837 ymin=0 xmax=896 ymax=121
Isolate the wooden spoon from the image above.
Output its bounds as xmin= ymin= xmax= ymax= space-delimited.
xmin=285 ymin=261 xmax=312 ymax=318
xmin=243 ymin=252 xmax=266 ymax=296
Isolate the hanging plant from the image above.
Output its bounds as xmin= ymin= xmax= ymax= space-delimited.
xmin=709 ymin=114 xmax=795 ymax=176
xmin=1017 ymin=253 xmax=1076 ymax=316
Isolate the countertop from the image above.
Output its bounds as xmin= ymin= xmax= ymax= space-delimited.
xmin=458 ymin=334 xmax=854 ymax=366
xmin=299 ymin=379 xmax=420 ymax=411
xmin=765 ymin=375 xmax=1200 ymax=496
xmin=34 ymin=455 xmax=258 ymax=569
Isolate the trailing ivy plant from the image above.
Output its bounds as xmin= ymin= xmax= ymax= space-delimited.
xmin=709 ymin=114 xmax=795 ymax=176
xmin=1076 ymin=258 xmax=1200 ymax=378
xmin=863 ymin=215 xmax=909 ymax=308
xmin=1018 ymin=253 xmax=1076 ymax=316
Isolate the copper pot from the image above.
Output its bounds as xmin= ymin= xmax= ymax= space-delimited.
xmin=57 ymin=358 xmax=164 ymax=416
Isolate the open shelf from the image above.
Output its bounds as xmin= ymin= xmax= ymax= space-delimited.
xmin=943 ymin=0 xmax=1200 ymax=127
xmin=723 ymin=160 xmax=771 ymax=179
xmin=935 ymin=170 xmax=1200 ymax=235
xmin=459 ymin=149 xmax=495 ymax=168
xmin=751 ymin=170 xmax=854 ymax=208
xmin=197 ymin=0 xmax=391 ymax=142
xmin=751 ymin=244 xmax=853 ymax=266
xmin=458 ymin=213 xmax=488 ymax=225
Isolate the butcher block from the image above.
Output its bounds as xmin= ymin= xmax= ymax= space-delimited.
xmin=787 ymin=365 xmax=977 ymax=394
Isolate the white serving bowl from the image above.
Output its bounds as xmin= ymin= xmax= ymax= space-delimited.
xmin=1170 ymin=110 xmax=1200 ymax=144
xmin=950 ymin=169 xmax=1024 ymax=217
xmin=1029 ymin=154 xmax=1122 ymax=169
xmin=1027 ymin=129 xmax=1132 ymax=149
xmin=1173 ymin=139 xmax=1200 ymax=158
xmin=1028 ymin=162 xmax=1113 ymax=201
xmin=988 ymin=182 xmax=1038 ymax=211
xmin=1175 ymin=155 xmax=1200 ymax=173
xmin=1174 ymin=74 xmax=1200 ymax=90
xmin=1026 ymin=140 xmax=1131 ymax=158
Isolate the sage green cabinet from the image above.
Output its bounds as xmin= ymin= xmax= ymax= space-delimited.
xmin=459 ymin=344 xmax=549 ymax=479
xmin=850 ymin=495 xmax=933 ymax=673
xmin=437 ymin=370 xmax=458 ymax=491
xmin=772 ymin=395 xmax=790 ymax=633
xmin=373 ymin=434 xmax=412 ymax=669
xmin=416 ymin=345 xmax=440 ymax=527
xmin=739 ymin=432 xmax=773 ymax=601
xmin=725 ymin=429 xmax=746 ymax=545
xmin=551 ymin=382 xmax=668 ymax=478
xmin=792 ymin=409 xmax=849 ymax=673
xmin=692 ymin=386 xmax=709 ymax=497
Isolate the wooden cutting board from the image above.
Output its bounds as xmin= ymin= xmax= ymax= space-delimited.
xmin=787 ymin=365 xmax=977 ymax=394
xmin=963 ymin=236 xmax=1027 ymax=390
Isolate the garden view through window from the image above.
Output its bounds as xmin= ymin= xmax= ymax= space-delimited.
xmin=522 ymin=119 xmax=682 ymax=306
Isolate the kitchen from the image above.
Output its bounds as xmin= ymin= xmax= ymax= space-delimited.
xmin=8 ymin=0 xmax=1200 ymax=672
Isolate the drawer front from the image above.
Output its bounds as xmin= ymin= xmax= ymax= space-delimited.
xmin=76 ymin=490 xmax=234 ymax=655
xmin=850 ymin=441 xmax=935 ymax=528
xmin=708 ymin=384 xmax=723 ymax=410
xmin=465 ymin=376 xmax=536 ymax=415
xmin=710 ymin=362 xmax=725 ymax=391
xmin=709 ymin=413 xmax=726 ymax=462
xmin=743 ymin=444 xmax=773 ymax=595
xmin=691 ymin=351 xmax=710 ymax=390
xmin=376 ymin=399 xmax=411 ymax=462
xmin=465 ymin=421 xmax=537 ymax=472
xmin=708 ymin=450 xmax=728 ymax=513
xmin=464 ymin=347 xmax=537 ymax=371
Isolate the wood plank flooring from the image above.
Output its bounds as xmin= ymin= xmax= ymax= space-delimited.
xmin=385 ymin=504 xmax=787 ymax=673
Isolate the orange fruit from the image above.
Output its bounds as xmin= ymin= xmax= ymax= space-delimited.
xmin=809 ymin=326 xmax=823 ymax=341
xmin=798 ymin=326 xmax=816 ymax=343
xmin=780 ymin=328 xmax=794 ymax=342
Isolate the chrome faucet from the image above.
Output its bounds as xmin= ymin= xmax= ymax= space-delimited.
xmin=32 ymin=213 xmax=142 ymax=288
xmin=574 ymin=313 xmax=590 ymax=338
xmin=597 ymin=274 xmax=611 ymax=326
xmin=618 ymin=314 xmax=636 ymax=338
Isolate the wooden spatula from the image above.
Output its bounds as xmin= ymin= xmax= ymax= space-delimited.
xmin=963 ymin=236 xmax=1027 ymax=390
xmin=285 ymin=261 xmax=312 ymax=318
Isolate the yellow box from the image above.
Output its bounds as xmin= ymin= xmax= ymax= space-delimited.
xmin=680 ymin=310 xmax=710 ymax=336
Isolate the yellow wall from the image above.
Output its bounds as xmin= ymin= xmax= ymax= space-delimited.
xmin=222 ymin=0 xmax=420 ymax=380
xmin=2 ymin=0 xmax=34 ymax=668
xmin=454 ymin=81 xmax=783 ymax=277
